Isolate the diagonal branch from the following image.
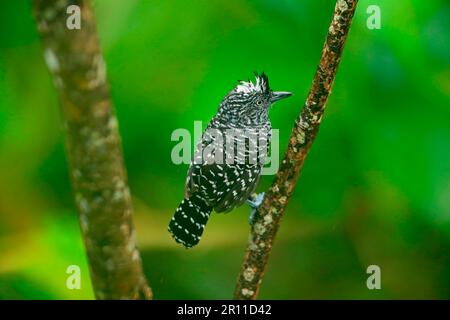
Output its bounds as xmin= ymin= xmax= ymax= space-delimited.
xmin=33 ymin=0 xmax=152 ymax=299
xmin=234 ymin=0 xmax=359 ymax=300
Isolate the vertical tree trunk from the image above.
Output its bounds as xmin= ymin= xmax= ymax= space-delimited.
xmin=33 ymin=0 xmax=152 ymax=299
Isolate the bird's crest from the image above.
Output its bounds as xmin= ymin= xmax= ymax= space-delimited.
xmin=234 ymin=72 xmax=270 ymax=95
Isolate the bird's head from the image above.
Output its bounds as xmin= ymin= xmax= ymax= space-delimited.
xmin=217 ymin=72 xmax=292 ymax=127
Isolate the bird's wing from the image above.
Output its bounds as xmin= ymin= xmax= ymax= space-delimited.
xmin=186 ymin=161 xmax=261 ymax=211
xmin=184 ymin=134 xmax=213 ymax=198
xmin=213 ymin=164 xmax=262 ymax=213
xmin=184 ymin=124 xmax=268 ymax=211
xmin=185 ymin=123 xmax=223 ymax=199
xmin=185 ymin=162 xmax=229 ymax=203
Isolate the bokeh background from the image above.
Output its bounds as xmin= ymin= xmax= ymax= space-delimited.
xmin=0 ymin=0 xmax=449 ymax=299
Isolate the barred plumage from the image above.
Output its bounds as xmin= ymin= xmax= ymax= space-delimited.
xmin=169 ymin=72 xmax=292 ymax=248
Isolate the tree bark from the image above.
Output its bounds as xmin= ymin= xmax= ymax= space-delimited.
xmin=234 ymin=0 xmax=359 ymax=300
xmin=33 ymin=0 xmax=152 ymax=299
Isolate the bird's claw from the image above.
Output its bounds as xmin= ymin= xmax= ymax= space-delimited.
xmin=247 ymin=192 xmax=265 ymax=225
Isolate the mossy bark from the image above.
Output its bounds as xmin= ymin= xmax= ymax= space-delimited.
xmin=33 ymin=0 xmax=152 ymax=299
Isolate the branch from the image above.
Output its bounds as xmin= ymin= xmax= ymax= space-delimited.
xmin=234 ymin=0 xmax=359 ymax=300
xmin=33 ymin=0 xmax=152 ymax=299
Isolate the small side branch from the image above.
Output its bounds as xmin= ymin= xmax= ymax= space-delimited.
xmin=33 ymin=0 xmax=152 ymax=299
xmin=234 ymin=0 xmax=359 ymax=300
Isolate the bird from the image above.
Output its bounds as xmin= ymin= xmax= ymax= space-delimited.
xmin=169 ymin=72 xmax=292 ymax=248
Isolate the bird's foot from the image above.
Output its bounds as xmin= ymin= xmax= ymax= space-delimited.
xmin=247 ymin=192 xmax=265 ymax=225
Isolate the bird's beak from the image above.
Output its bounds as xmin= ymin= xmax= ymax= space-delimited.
xmin=270 ymin=91 xmax=292 ymax=103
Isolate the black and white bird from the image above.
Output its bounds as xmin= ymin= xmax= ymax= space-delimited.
xmin=169 ymin=73 xmax=292 ymax=248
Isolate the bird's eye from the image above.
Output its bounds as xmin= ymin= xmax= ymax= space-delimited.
xmin=256 ymin=100 xmax=263 ymax=106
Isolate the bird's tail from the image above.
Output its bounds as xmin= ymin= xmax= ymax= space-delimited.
xmin=169 ymin=194 xmax=212 ymax=248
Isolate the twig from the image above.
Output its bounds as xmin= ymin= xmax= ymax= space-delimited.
xmin=234 ymin=0 xmax=359 ymax=300
xmin=33 ymin=0 xmax=152 ymax=299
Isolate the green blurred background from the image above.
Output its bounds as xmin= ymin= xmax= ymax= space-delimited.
xmin=0 ymin=0 xmax=449 ymax=299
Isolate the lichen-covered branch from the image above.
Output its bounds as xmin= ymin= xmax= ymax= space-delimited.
xmin=33 ymin=0 xmax=152 ymax=299
xmin=234 ymin=0 xmax=359 ymax=300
